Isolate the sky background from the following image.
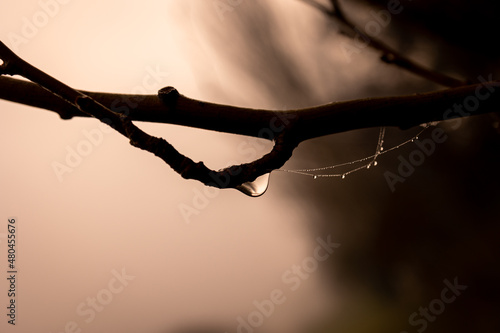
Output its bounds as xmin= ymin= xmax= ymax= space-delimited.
xmin=1 ymin=1 xmax=500 ymax=333
xmin=0 ymin=1 xmax=342 ymax=333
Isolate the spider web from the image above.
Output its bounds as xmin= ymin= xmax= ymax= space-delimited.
xmin=278 ymin=124 xmax=431 ymax=179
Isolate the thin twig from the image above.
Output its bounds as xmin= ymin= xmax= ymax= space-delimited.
xmin=300 ymin=0 xmax=468 ymax=87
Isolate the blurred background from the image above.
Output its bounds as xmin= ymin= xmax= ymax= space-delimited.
xmin=1 ymin=0 xmax=499 ymax=332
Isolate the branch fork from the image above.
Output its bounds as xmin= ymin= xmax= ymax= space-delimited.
xmin=1 ymin=40 xmax=499 ymax=195
xmin=0 ymin=41 xmax=295 ymax=192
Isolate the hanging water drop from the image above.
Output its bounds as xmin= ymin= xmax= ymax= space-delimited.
xmin=367 ymin=164 xmax=371 ymax=169
xmin=374 ymin=161 xmax=378 ymax=166
xmin=236 ymin=173 xmax=271 ymax=197
xmin=380 ymin=146 xmax=384 ymax=151
xmin=341 ymin=174 xmax=346 ymax=179
xmin=313 ymin=175 xmax=318 ymax=180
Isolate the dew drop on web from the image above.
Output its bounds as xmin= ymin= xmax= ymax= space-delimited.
xmin=236 ymin=173 xmax=271 ymax=197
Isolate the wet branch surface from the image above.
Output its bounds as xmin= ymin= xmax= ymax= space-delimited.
xmin=1 ymin=41 xmax=499 ymax=191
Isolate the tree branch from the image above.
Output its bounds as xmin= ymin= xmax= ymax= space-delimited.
xmin=0 ymin=41 xmax=297 ymax=192
xmin=1 ymin=74 xmax=498 ymax=141
xmin=1 ymin=41 xmax=499 ymax=193
xmin=300 ymin=0 xmax=469 ymax=87
xmin=0 ymin=75 xmax=286 ymax=139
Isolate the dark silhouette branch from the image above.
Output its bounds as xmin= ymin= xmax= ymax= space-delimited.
xmin=1 ymin=41 xmax=499 ymax=192
xmin=0 ymin=41 xmax=297 ymax=190
xmin=1 ymin=74 xmax=498 ymax=140
xmin=0 ymin=75 xmax=287 ymax=139
xmin=300 ymin=0 xmax=469 ymax=87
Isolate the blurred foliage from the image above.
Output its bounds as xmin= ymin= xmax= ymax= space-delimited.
xmin=301 ymin=1 xmax=500 ymax=332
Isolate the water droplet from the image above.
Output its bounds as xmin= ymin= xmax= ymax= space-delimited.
xmin=374 ymin=161 xmax=378 ymax=166
xmin=341 ymin=174 xmax=346 ymax=179
xmin=236 ymin=173 xmax=271 ymax=197
xmin=313 ymin=175 xmax=318 ymax=180
xmin=380 ymin=147 xmax=384 ymax=151
xmin=415 ymin=136 xmax=419 ymax=140
xmin=367 ymin=164 xmax=371 ymax=169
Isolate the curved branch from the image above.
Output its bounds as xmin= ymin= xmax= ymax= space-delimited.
xmin=1 ymin=41 xmax=500 ymax=192
xmin=0 ymin=41 xmax=297 ymax=190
